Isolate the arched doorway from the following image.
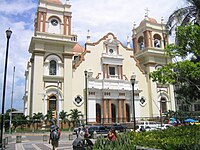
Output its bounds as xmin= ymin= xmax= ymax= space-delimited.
xmin=126 ymin=104 xmax=130 ymax=122
xmin=111 ymin=104 xmax=116 ymax=123
xmin=96 ymin=103 xmax=101 ymax=123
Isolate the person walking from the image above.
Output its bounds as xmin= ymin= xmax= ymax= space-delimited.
xmin=49 ymin=125 xmax=61 ymax=150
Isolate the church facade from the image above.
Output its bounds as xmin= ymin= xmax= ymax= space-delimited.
xmin=23 ymin=0 xmax=175 ymax=124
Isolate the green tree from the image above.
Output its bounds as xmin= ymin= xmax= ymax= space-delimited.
xmin=166 ymin=0 xmax=200 ymax=34
xmin=12 ymin=114 xmax=28 ymax=132
xmin=59 ymin=110 xmax=68 ymax=129
xmin=4 ymin=108 xmax=17 ymax=132
xmin=32 ymin=112 xmax=44 ymax=130
xmin=150 ymin=24 xmax=200 ymax=104
xmin=68 ymin=109 xmax=83 ymax=127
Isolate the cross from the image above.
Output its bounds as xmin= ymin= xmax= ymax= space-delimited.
xmin=145 ymin=8 xmax=150 ymax=17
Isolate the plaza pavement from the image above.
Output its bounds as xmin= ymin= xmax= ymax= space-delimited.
xmin=3 ymin=132 xmax=90 ymax=150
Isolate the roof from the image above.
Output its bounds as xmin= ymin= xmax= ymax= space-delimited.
xmin=46 ymin=0 xmax=62 ymax=5
xmin=73 ymin=43 xmax=84 ymax=53
xmin=139 ymin=17 xmax=158 ymax=26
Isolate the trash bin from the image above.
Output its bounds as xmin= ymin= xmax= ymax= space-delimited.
xmin=16 ymin=135 xmax=22 ymax=143
xmin=3 ymin=138 xmax=6 ymax=148
xmin=93 ymin=131 xmax=97 ymax=139
xmin=43 ymin=134 xmax=48 ymax=141
xmin=72 ymin=138 xmax=93 ymax=150
xmin=4 ymin=137 xmax=8 ymax=145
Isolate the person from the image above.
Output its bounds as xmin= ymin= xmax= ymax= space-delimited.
xmin=84 ymin=125 xmax=89 ymax=139
xmin=140 ymin=126 xmax=146 ymax=132
xmin=79 ymin=125 xmax=85 ymax=138
xmin=107 ymin=128 xmax=117 ymax=141
xmin=49 ymin=125 xmax=61 ymax=150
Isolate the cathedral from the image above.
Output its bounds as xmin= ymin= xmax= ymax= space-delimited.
xmin=23 ymin=0 xmax=175 ymax=125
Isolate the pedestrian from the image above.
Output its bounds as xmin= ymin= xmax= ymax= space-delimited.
xmin=79 ymin=125 xmax=85 ymax=138
xmin=84 ymin=125 xmax=89 ymax=139
xmin=107 ymin=128 xmax=117 ymax=141
xmin=49 ymin=125 xmax=61 ymax=150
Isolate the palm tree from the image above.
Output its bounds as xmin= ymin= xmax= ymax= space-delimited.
xmin=68 ymin=109 xmax=83 ymax=127
xmin=59 ymin=110 xmax=68 ymax=129
xmin=166 ymin=0 xmax=200 ymax=34
xmin=32 ymin=112 xmax=44 ymax=130
xmin=12 ymin=114 xmax=28 ymax=132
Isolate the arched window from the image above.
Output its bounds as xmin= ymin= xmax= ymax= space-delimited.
xmin=96 ymin=104 xmax=101 ymax=123
xmin=126 ymin=104 xmax=130 ymax=122
xmin=161 ymin=97 xmax=167 ymax=113
xmin=138 ymin=36 xmax=144 ymax=50
xmin=153 ymin=34 xmax=161 ymax=48
xmin=49 ymin=95 xmax=57 ymax=111
xmin=49 ymin=60 xmax=57 ymax=75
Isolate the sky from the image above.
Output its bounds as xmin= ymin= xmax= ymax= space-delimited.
xmin=0 ymin=0 xmax=186 ymax=112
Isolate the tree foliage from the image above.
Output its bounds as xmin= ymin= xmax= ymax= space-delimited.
xmin=166 ymin=0 xmax=200 ymax=34
xmin=68 ymin=109 xmax=83 ymax=127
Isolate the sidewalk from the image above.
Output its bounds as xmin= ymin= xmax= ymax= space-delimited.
xmin=3 ymin=132 xmax=78 ymax=150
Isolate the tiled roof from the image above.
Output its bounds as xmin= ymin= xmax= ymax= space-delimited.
xmin=73 ymin=43 xmax=84 ymax=53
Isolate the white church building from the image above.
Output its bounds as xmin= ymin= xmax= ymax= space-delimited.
xmin=23 ymin=0 xmax=175 ymax=125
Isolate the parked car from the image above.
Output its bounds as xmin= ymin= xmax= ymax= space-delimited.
xmin=88 ymin=125 xmax=109 ymax=138
xmin=161 ymin=124 xmax=174 ymax=130
xmin=135 ymin=125 xmax=157 ymax=132
xmin=106 ymin=124 xmax=127 ymax=132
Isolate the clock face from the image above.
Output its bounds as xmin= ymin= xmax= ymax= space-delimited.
xmin=51 ymin=19 xmax=58 ymax=26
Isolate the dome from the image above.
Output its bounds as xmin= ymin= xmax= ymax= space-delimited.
xmin=46 ymin=0 xmax=62 ymax=5
xmin=73 ymin=44 xmax=84 ymax=53
xmin=139 ymin=17 xmax=158 ymax=26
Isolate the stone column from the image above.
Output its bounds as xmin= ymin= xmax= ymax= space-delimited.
xmin=103 ymin=99 xmax=107 ymax=123
xmin=68 ymin=16 xmax=71 ymax=35
xmin=149 ymin=31 xmax=153 ymax=47
xmin=108 ymin=99 xmax=112 ymax=123
xmin=118 ymin=100 xmax=122 ymax=122
xmin=123 ymin=100 xmax=127 ymax=122
xmin=42 ymin=12 xmax=46 ymax=32
xmin=37 ymin=12 xmax=41 ymax=32
xmin=63 ymin=16 xmax=67 ymax=35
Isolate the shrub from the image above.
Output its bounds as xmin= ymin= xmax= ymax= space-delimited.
xmin=130 ymin=125 xmax=200 ymax=150
xmin=93 ymin=133 xmax=136 ymax=150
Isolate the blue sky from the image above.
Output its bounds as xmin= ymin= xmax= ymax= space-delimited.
xmin=0 ymin=0 xmax=185 ymax=112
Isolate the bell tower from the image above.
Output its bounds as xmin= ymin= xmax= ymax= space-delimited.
xmin=26 ymin=0 xmax=77 ymax=117
xmin=132 ymin=16 xmax=175 ymax=117
xmin=132 ymin=16 xmax=170 ymax=71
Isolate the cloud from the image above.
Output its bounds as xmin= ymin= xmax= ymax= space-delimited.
xmin=70 ymin=0 xmax=185 ymax=44
xmin=0 ymin=0 xmax=36 ymax=111
xmin=0 ymin=0 xmax=36 ymax=15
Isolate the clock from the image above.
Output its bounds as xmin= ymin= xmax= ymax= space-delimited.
xmin=51 ymin=19 xmax=58 ymax=26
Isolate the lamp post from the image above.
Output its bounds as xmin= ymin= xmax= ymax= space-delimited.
xmin=130 ymin=74 xmax=136 ymax=131
xmin=159 ymin=89 xmax=163 ymax=127
xmin=0 ymin=28 xmax=12 ymax=148
xmin=84 ymin=70 xmax=88 ymax=125
xmin=57 ymin=81 xmax=60 ymax=126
